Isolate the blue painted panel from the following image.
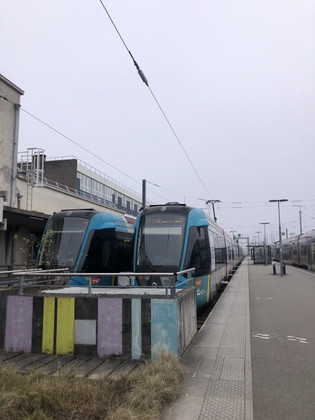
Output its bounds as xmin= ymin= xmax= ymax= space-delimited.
xmin=131 ymin=299 xmax=142 ymax=360
xmin=151 ymin=300 xmax=178 ymax=358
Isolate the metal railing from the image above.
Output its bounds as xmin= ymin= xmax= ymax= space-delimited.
xmin=5 ymin=268 xmax=195 ymax=298
xmin=0 ymin=268 xmax=69 ymax=293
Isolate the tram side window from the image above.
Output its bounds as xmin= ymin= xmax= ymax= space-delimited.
xmin=80 ymin=229 xmax=132 ymax=273
xmin=183 ymin=226 xmax=210 ymax=276
xmin=214 ymin=235 xmax=226 ymax=265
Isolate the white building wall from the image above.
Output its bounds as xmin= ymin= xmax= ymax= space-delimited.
xmin=16 ymin=177 xmax=124 ymax=216
xmin=0 ymin=75 xmax=24 ymax=206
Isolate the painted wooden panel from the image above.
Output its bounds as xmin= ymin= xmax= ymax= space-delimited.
xmin=4 ymin=296 xmax=33 ymax=352
xmin=132 ymin=299 xmax=141 ymax=360
xmin=98 ymin=298 xmax=122 ymax=357
xmin=42 ymin=297 xmax=55 ymax=354
xmin=151 ymin=299 xmax=178 ymax=359
xmin=56 ymin=297 xmax=75 ymax=355
xmin=74 ymin=319 xmax=96 ymax=345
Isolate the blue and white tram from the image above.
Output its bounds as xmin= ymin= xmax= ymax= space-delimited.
xmin=133 ymin=203 xmax=243 ymax=309
xmin=37 ymin=209 xmax=134 ymax=286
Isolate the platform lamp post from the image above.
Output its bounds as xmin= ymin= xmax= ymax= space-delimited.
xmin=259 ymin=222 xmax=270 ymax=265
xmin=206 ymin=199 xmax=221 ymax=223
xmin=269 ymin=199 xmax=288 ymax=276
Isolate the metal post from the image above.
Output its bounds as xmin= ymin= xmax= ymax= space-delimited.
xmin=142 ymin=179 xmax=146 ymax=209
xmin=255 ymin=231 xmax=262 ymax=245
xmin=170 ymin=276 xmax=176 ymax=298
xmin=18 ymin=275 xmax=24 ymax=296
xmin=292 ymin=204 xmax=303 ymax=235
xmin=269 ymin=199 xmax=288 ymax=277
xmin=260 ymin=222 xmax=270 ymax=265
xmin=278 ymin=201 xmax=283 ymax=276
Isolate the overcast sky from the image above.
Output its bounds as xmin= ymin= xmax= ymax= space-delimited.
xmin=1 ymin=0 xmax=315 ymax=244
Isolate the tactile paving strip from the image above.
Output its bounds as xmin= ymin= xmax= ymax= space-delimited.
xmin=199 ymin=356 xmax=244 ymax=419
xmin=198 ymin=271 xmax=247 ymax=419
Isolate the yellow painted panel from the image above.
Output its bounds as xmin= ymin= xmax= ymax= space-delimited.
xmin=42 ymin=297 xmax=55 ymax=354
xmin=56 ymin=297 xmax=75 ymax=355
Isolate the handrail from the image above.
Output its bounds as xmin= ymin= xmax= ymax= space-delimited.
xmin=0 ymin=268 xmax=69 ymax=275
xmin=8 ymin=268 xmax=195 ymax=297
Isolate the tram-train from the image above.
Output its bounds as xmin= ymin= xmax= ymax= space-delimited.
xmin=37 ymin=209 xmax=134 ymax=285
xmin=133 ymin=203 xmax=243 ymax=308
xmin=37 ymin=204 xmax=243 ymax=308
xmin=272 ymin=229 xmax=315 ymax=271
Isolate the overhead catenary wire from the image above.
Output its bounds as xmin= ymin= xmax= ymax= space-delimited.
xmin=1 ymin=92 xmax=170 ymax=203
xmin=20 ymin=108 xmax=140 ymax=186
xmin=3 ymin=87 xmax=313 ymax=235
xmin=98 ymin=0 xmax=213 ymax=201
xmin=0 ymin=92 xmax=211 ymax=206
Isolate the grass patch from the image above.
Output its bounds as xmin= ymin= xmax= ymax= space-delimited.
xmin=0 ymin=352 xmax=183 ymax=419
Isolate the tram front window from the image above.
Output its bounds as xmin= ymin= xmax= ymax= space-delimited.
xmin=38 ymin=217 xmax=88 ymax=270
xmin=136 ymin=213 xmax=186 ymax=271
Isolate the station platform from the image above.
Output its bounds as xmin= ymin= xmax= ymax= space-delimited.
xmin=164 ymin=257 xmax=315 ymax=420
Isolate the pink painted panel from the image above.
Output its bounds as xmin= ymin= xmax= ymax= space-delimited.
xmin=97 ymin=298 xmax=122 ymax=357
xmin=4 ymin=296 xmax=33 ymax=352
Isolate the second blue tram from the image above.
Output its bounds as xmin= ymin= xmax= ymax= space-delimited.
xmin=133 ymin=203 xmax=243 ymax=309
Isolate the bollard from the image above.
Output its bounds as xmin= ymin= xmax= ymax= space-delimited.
xmin=272 ymin=263 xmax=276 ymax=275
xmin=283 ymin=264 xmax=286 ymax=275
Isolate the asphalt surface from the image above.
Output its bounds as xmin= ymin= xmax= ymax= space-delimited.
xmin=249 ymin=263 xmax=315 ymax=419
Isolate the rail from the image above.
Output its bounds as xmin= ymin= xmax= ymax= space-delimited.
xmin=4 ymin=268 xmax=195 ymax=298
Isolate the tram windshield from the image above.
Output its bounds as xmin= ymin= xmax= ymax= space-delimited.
xmin=38 ymin=217 xmax=88 ymax=270
xmin=136 ymin=213 xmax=186 ymax=272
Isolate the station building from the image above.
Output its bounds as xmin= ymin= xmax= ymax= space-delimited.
xmin=0 ymin=74 xmax=142 ymax=271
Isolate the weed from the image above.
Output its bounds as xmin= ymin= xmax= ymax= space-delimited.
xmin=0 ymin=352 xmax=183 ymax=419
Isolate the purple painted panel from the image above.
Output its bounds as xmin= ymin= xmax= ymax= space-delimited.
xmin=98 ymin=298 xmax=122 ymax=357
xmin=4 ymin=296 xmax=33 ymax=352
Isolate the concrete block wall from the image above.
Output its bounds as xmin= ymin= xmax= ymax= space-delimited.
xmin=0 ymin=288 xmax=197 ymax=360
